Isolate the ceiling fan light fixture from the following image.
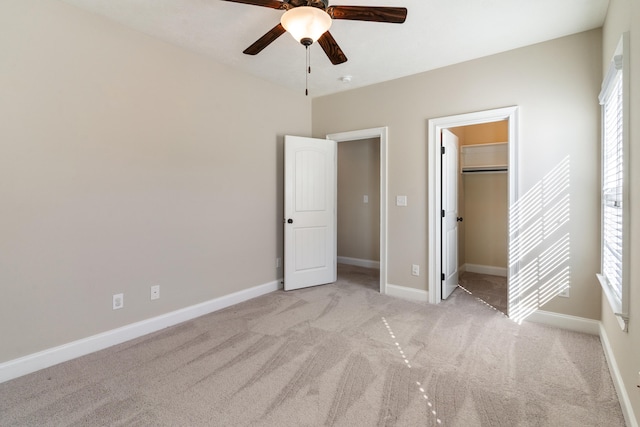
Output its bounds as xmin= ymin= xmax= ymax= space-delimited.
xmin=280 ymin=6 xmax=332 ymax=45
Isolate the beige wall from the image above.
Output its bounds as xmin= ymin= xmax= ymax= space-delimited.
xmin=463 ymin=174 xmax=508 ymax=269
xmin=313 ymin=29 xmax=603 ymax=320
xmin=337 ymin=138 xmax=380 ymax=262
xmin=0 ymin=0 xmax=311 ymax=362
xmin=600 ymin=0 xmax=640 ymax=421
xmin=451 ymin=122 xmax=508 ymax=270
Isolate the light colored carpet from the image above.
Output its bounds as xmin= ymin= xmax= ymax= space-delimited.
xmin=0 ymin=264 xmax=624 ymax=426
xmin=458 ymin=272 xmax=508 ymax=315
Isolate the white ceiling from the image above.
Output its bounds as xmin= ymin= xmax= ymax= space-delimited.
xmin=60 ymin=0 xmax=610 ymax=97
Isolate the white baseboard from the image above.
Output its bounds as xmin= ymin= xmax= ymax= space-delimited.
xmin=525 ymin=310 xmax=600 ymax=335
xmin=599 ymin=323 xmax=639 ymax=427
xmin=0 ymin=279 xmax=282 ymax=384
xmin=463 ymin=263 xmax=507 ymax=277
xmin=337 ymin=256 xmax=380 ymax=269
xmin=386 ymin=283 xmax=429 ymax=302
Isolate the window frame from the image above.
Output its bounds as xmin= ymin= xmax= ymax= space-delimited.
xmin=597 ymin=32 xmax=630 ymax=332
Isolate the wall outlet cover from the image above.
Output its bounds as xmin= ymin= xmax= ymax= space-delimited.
xmin=113 ymin=293 xmax=124 ymax=310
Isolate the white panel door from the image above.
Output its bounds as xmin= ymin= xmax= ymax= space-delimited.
xmin=441 ymin=129 xmax=459 ymax=299
xmin=284 ymin=135 xmax=337 ymax=291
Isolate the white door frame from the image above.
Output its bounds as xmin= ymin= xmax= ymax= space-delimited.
xmin=327 ymin=127 xmax=388 ymax=295
xmin=427 ymin=107 xmax=519 ymax=306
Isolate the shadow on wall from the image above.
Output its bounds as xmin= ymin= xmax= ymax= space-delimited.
xmin=509 ymin=156 xmax=571 ymax=323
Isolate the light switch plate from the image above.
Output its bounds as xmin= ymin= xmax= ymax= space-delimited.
xmin=396 ymin=195 xmax=407 ymax=206
xmin=411 ymin=264 xmax=420 ymax=276
xmin=363 ymin=195 xmax=368 ymax=204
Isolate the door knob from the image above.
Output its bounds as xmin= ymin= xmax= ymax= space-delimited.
xmin=457 ymin=217 xmax=463 ymax=222
xmin=287 ymin=218 xmax=293 ymax=224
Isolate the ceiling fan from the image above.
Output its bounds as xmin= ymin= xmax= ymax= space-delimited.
xmin=221 ymin=0 xmax=407 ymax=65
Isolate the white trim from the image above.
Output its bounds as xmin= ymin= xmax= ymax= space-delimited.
xmin=524 ymin=310 xmax=599 ymax=335
xmin=428 ymin=106 xmax=519 ymax=306
xmin=597 ymin=274 xmax=629 ymax=332
xmin=599 ymin=33 xmax=625 ymax=104
xmin=598 ymin=54 xmax=623 ymax=103
xmin=337 ymin=256 xmax=380 ymax=269
xmin=386 ymin=283 xmax=429 ymax=302
xmin=599 ymin=322 xmax=639 ymax=427
xmin=598 ymin=32 xmax=631 ymax=332
xmin=327 ymin=127 xmax=388 ymax=295
xmin=0 ymin=279 xmax=282 ymax=384
xmin=463 ymin=263 xmax=507 ymax=277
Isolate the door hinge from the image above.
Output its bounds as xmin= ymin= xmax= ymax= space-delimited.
xmin=441 ymin=146 xmax=445 ymax=155
xmin=441 ymin=273 xmax=445 ymax=281
xmin=441 ymin=210 xmax=445 ymax=218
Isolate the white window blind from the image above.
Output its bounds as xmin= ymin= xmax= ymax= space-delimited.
xmin=598 ymin=33 xmax=629 ymax=332
xmin=601 ymin=73 xmax=623 ymax=302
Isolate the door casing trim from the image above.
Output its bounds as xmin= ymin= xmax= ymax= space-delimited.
xmin=427 ymin=107 xmax=519 ymax=307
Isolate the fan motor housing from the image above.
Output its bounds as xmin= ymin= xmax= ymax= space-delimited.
xmin=287 ymin=0 xmax=329 ymax=9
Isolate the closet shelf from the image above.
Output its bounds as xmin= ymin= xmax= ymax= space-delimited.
xmin=460 ymin=142 xmax=507 ymax=174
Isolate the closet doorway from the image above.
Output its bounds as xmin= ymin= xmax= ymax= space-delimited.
xmin=448 ymin=121 xmax=509 ymax=314
xmin=427 ymin=106 xmax=519 ymax=316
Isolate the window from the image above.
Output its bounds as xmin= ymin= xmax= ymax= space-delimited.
xmin=597 ymin=33 xmax=630 ymax=332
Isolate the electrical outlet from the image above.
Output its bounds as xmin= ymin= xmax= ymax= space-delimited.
xmin=113 ymin=293 xmax=124 ymax=310
xmin=363 ymin=195 xmax=369 ymax=204
xmin=276 ymin=258 xmax=281 ymax=268
xmin=411 ymin=264 xmax=420 ymax=276
xmin=396 ymin=195 xmax=407 ymax=207
xmin=558 ymin=287 xmax=570 ymax=298
xmin=150 ymin=285 xmax=160 ymax=300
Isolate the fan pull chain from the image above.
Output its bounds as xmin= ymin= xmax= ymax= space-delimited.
xmin=305 ymin=45 xmax=310 ymax=96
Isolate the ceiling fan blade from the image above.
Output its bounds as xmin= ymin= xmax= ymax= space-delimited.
xmin=220 ymin=0 xmax=286 ymax=9
xmin=243 ymin=24 xmax=287 ymax=55
xmin=327 ymin=6 xmax=407 ymax=23
xmin=317 ymin=32 xmax=348 ymax=65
